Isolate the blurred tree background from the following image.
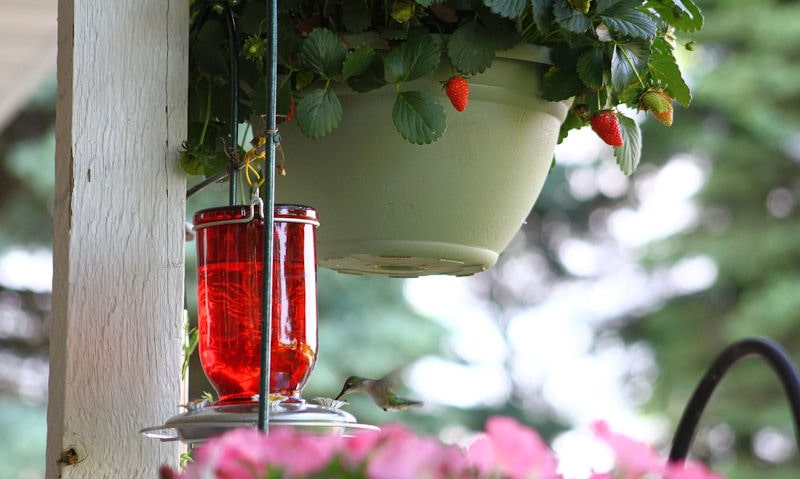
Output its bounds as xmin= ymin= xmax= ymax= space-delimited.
xmin=1 ymin=0 xmax=800 ymax=477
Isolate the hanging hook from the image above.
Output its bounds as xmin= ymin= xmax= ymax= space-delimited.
xmin=250 ymin=186 xmax=265 ymax=220
xmin=668 ymin=337 xmax=800 ymax=464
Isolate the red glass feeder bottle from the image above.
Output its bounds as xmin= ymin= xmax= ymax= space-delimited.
xmin=194 ymin=203 xmax=319 ymax=404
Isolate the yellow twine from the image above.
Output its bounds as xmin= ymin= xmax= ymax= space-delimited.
xmin=243 ymin=136 xmax=267 ymax=188
xmin=242 ymin=132 xmax=287 ymax=189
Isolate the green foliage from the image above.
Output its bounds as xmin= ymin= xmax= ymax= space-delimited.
xmin=0 ymin=396 xmax=45 ymax=477
xmin=182 ymin=324 xmax=199 ymax=381
xmin=0 ymin=96 xmax=55 ymax=250
xmin=614 ymin=112 xmax=641 ymax=174
xmin=296 ymin=89 xmax=343 ymax=138
xmin=647 ymin=38 xmax=691 ymax=106
xmin=299 ymin=28 xmax=347 ymax=79
xmin=392 ymin=91 xmax=446 ymax=144
xmin=597 ymin=0 xmax=657 ymax=39
xmin=612 ymin=1 xmax=800 ymax=476
xmin=383 ymin=34 xmax=440 ymax=82
xmin=183 ymin=0 xmax=701 ymax=178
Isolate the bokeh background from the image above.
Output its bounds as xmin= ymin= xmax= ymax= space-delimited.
xmin=2 ymin=0 xmax=800 ymax=477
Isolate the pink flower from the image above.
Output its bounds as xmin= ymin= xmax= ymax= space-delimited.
xmin=586 ymin=472 xmax=613 ymax=479
xmin=365 ymin=423 xmax=464 ymax=479
xmin=178 ymin=427 xmax=338 ymax=478
xmin=187 ymin=427 xmax=272 ymax=478
xmin=163 ymin=417 xmax=724 ymax=479
xmin=665 ymin=460 xmax=725 ymax=479
xmin=340 ymin=429 xmax=383 ymax=467
xmin=590 ymin=420 xmax=666 ymax=477
xmin=264 ymin=427 xmax=340 ymax=476
xmin=158 ymin=464 xmax=177 ymax=479
xmin=467 ymin=416 xmax=561 ymax=479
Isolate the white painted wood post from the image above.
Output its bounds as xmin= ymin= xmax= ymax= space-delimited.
xmin=47 ymin=0 xmax=188 ymax=477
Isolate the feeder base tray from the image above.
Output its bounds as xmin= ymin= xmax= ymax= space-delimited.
xmin=140 ymin=397 xmax=378 ymax=445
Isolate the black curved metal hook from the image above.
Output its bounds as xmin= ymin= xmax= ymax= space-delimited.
xmin=668 ymin=337 xmax=800 ymax=463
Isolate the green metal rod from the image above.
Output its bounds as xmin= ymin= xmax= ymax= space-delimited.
xmin=257 ymin=0 xmax=279 ymax=433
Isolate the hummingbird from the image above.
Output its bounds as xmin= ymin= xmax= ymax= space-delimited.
xmin=335 ymin=375 xmax=423 ymax=412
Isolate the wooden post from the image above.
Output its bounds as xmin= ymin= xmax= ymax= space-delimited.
xmin=47 ymin=0 xmax=188 ymax=477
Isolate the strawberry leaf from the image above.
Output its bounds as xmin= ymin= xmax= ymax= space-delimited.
xmin=299 ymin=28 xmax=347 ymax=79
xmin=614 ymin=112 xmax=641 ymax=175
xmin=347 ymin=55 xmax=387 ymax=92
xmin=596 ymin=0 xmax=657 ymax=40
xmin=194 ymin=21 xmax=227 ymax=76
xmin=447 ymin=17 xmax=518 ymax=74
xmin=645 ymin=0 xmax=704 ymax=32
xmin=577 ymin=47 xmax=606 ymax=89
xmin=558 ymin=108 xmax=587 ymax=143
xmin=542 ymin=66 xmax=583 ymax=101
xmin=384 ymin=33 xmax=440 ymax=83
xmin=342 ymin=44 xmax=377 ymax=81
xmin=484 ymin=0 xmax=527 ymax=20
xmin=238 ymin=1 xmax=267 ymax=37
xmin=553 ymin=1 xmax=591 ymax=33
xmin=342 ymin=0 xmax=372 ymax=32
xmin=296 ymin=88 xmax=343 ymax=138
xmin=448 ymin=22 xmax=495 ymax=74
xmin=392 ymin=91 xmax=446 ymax=144
xmin=531 ymin=0 xmax=555 ymax=35
xmin=648 ymin=38 xmax=691 ymax=106
xmin=610 ymin=41 xmax=650 ymax=94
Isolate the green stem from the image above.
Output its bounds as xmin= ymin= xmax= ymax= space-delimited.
xmin=198 ymin=85 xmax=213 ymax=145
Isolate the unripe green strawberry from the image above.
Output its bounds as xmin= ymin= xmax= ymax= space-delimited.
xmin=639 ymin=88 xmax=673 ymax=126
xmin=590 ymin=110 xmax=623 ymax=147
xmin=445 ymin=76 xmax=469 ymax=112
xmin=569 ymin=0 xmax=591 ymax=13
xmin=390 ymin=0 xmax=415 ymax=23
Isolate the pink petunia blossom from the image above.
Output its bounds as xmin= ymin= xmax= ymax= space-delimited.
xmin=590 ymin=420 xmax=666 ymax=477
xmin=158 ymin=464 xmax=177 ymax=479
xmin=187 ymin=427 xmax=272 ymax=478
xmin=467 ymin=416 xmax=561 ymax=479
xmin=365 ymin=423 xmax=457 ymax=479
xmin=340 ymin=428 xmax=383 ymax=468
xmin=665 ymin=460 xmax=726 ymax=479
xmin=264 ymin=426 xmax=340 ymax=476
xmin=368 ymin=436 xmax=440 ymax=478
xmin=163 ymin=417 xmax=725 ymax=479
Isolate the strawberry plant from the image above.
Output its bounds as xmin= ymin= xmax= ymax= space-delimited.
xmin=184 ymin=0 xmax=703 ymax=178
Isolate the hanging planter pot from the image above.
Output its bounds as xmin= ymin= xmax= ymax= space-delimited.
xmin=182 ymin=1 xmax=701 ymax=276
xmin=275 ymin=45 xmax=571 ymax=277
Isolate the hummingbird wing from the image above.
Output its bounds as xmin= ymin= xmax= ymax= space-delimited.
xmin=384 ymin=395 xmax=424 ymax=411
xmin=376 ymin=364 xmax=415 ymax=389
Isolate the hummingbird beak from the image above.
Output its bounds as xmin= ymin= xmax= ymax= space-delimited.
xmin=334 ymin=386 xmax=347 ymax=401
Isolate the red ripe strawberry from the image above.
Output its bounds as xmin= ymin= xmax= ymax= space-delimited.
xmin=445 ymin=76 xmax=469 ymax=112
xmin=590 ymin=110 xmax=624 ymax=147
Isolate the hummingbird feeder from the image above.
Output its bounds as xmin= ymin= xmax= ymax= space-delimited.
xmin=141 ymin=0 xmax=376 ymax=445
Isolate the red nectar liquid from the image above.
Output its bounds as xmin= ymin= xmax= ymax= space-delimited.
xmin=194 ymin=204 xmax=318 ymax=404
